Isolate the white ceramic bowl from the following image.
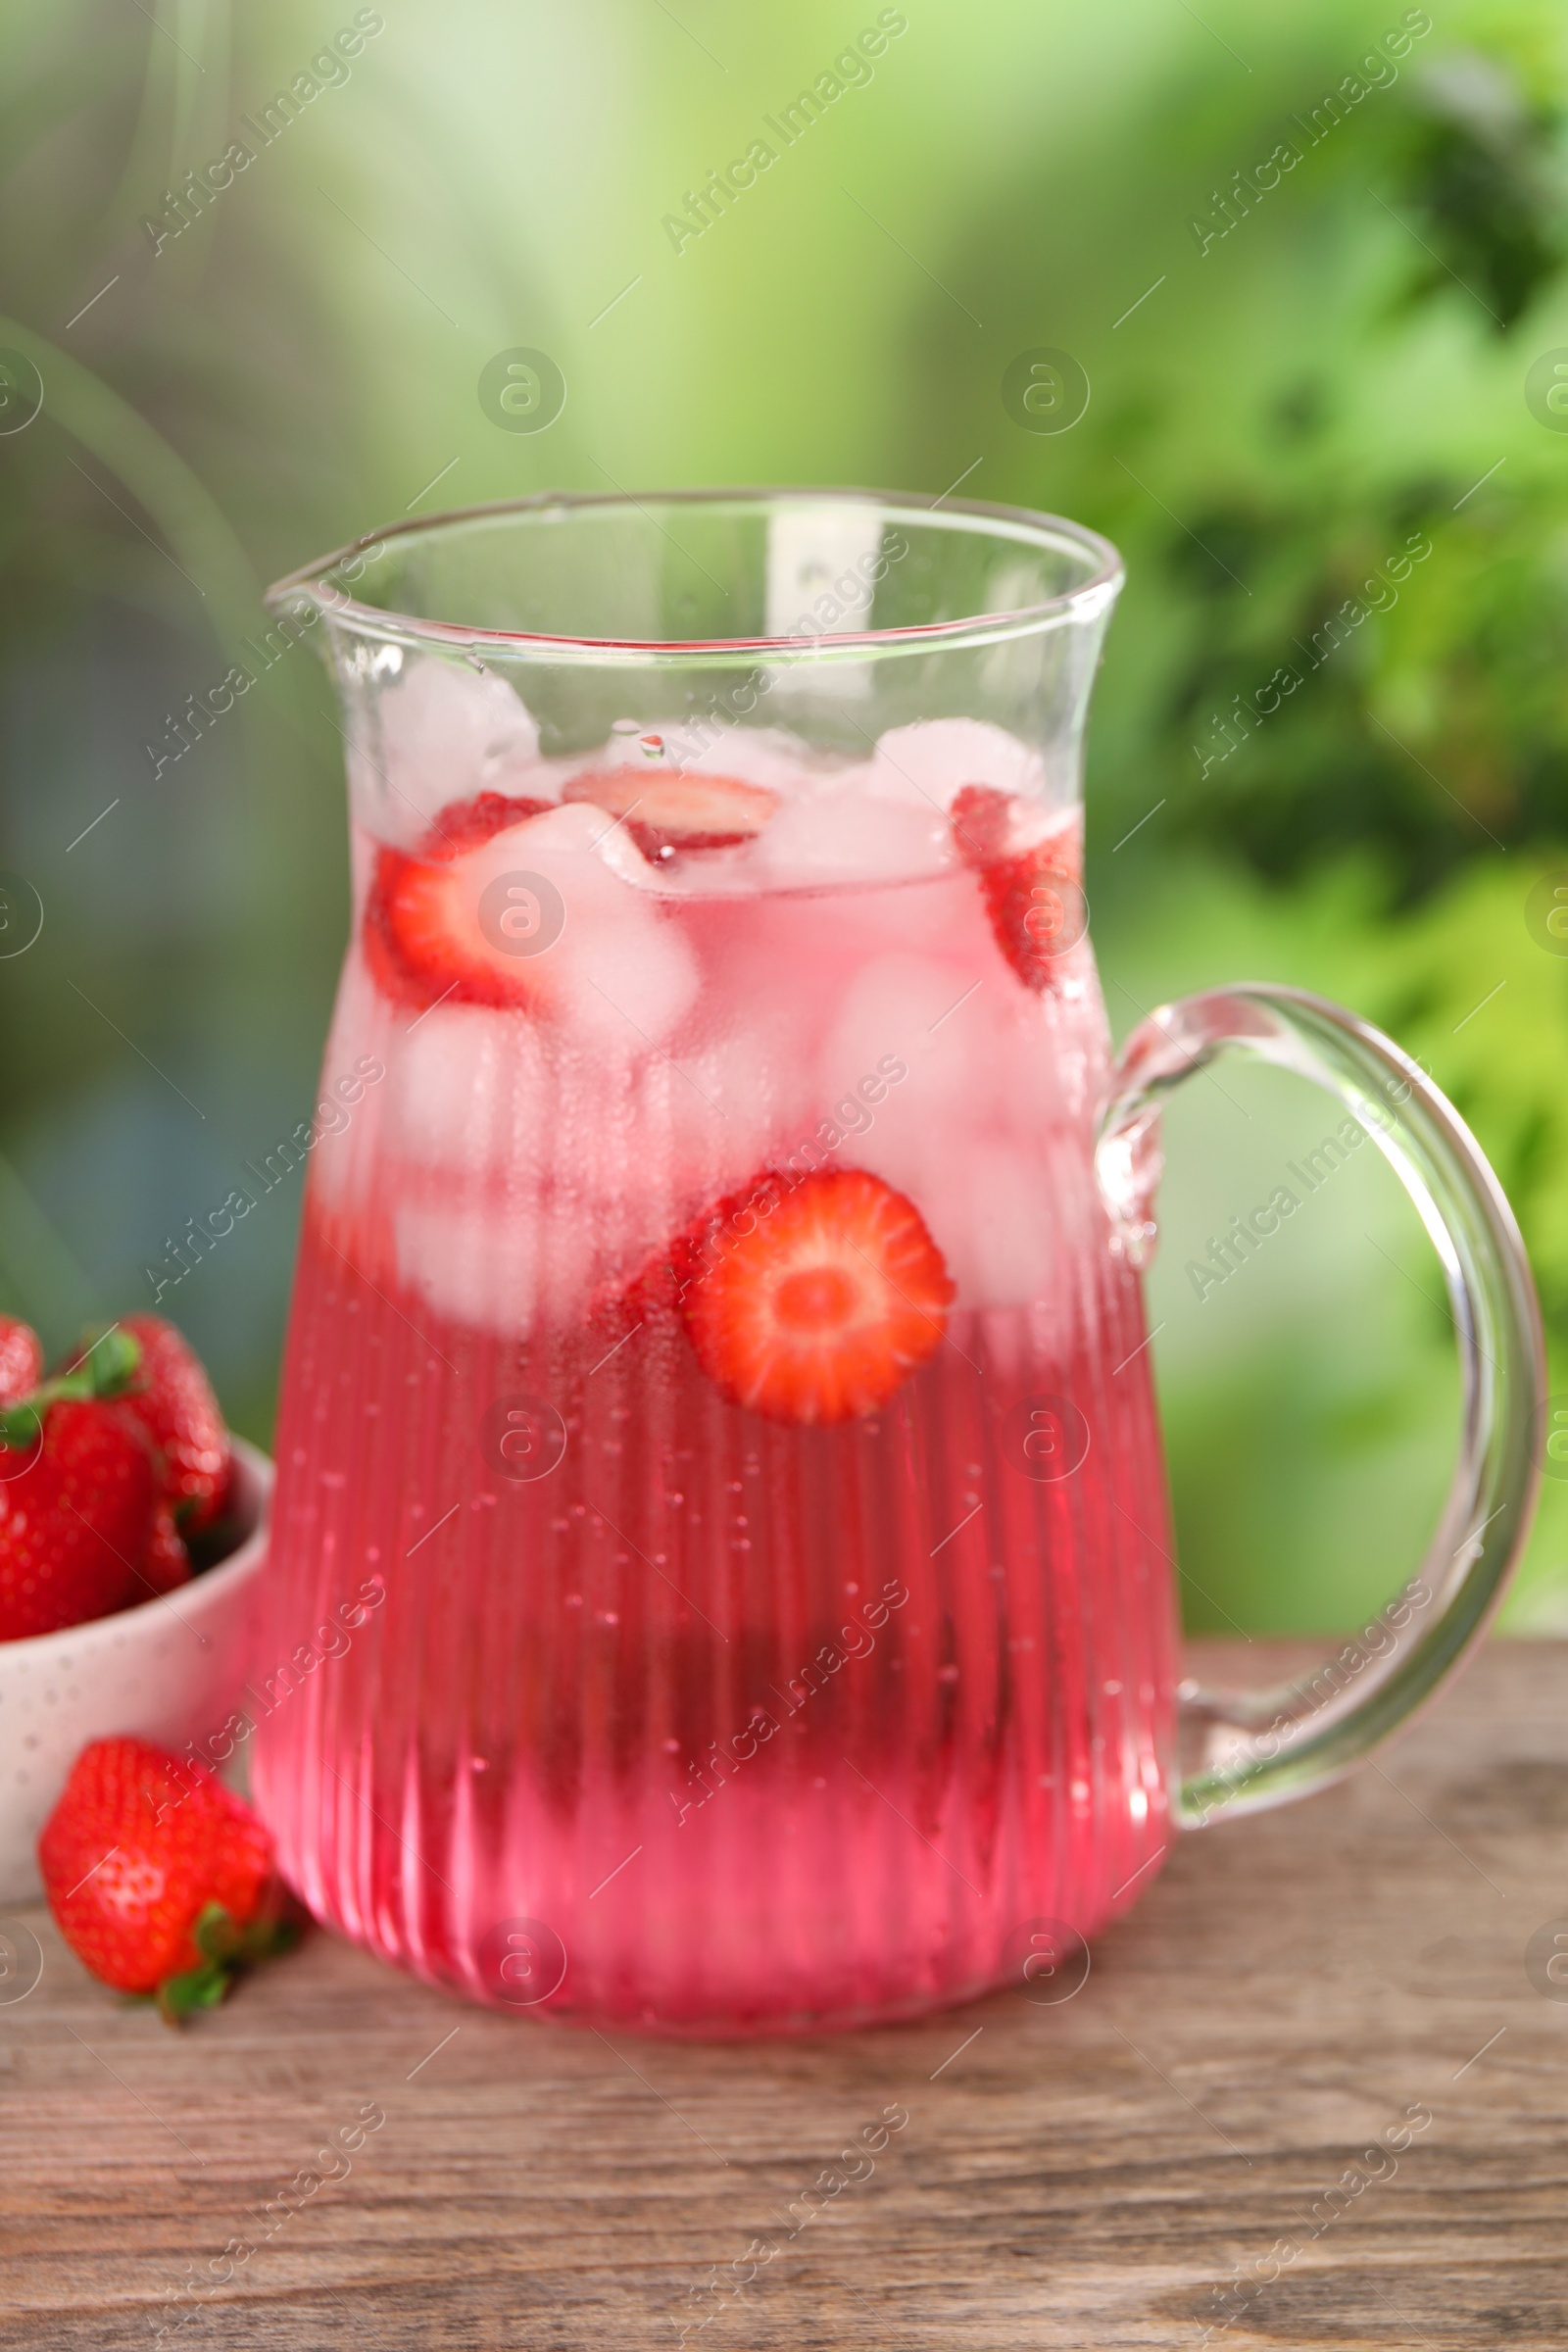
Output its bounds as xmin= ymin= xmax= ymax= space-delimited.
xmin=0 ymin=1438 xmax=271 ymax=1904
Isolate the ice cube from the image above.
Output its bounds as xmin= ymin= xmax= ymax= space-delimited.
xmin=392 ymin=1166 xmax=664 ymax=1340
xmin=869 ymin=719 xmax=1046 ymax=812
xmin=940 ymin=1138 xmax=1059 ymax=1310
xmin=752 ymin=778 xmax=951 ymax=884
xmin=309 ymin=949 xmax=395 ymax=1215
xmin=384 ymin=1002 xmax=551 ymax=1181
xmin=563 ymin=724 xmax=826 ymax=799
xmin=394 ymin=1194 xmax=545 ymax=1336
xmin=368 ymin=659 xmax=543 ymax=842
xmin=816 ymin=952 xmax=1005 ymax=1143
xmin=828 ymin=1120 xmax=1058 ymax=1314
xmin=464 ymin=804 xmax=701 ymax=1052
xmin=562 ymin=801 xmax=677 ymax=893
xmin=814 ymin=952 xmax=1066 ymax=1305
xmin=560 ymin=918 xmax=702 ymax=1058
xmin=653 ymin=1017 xmax=816 ymax=1202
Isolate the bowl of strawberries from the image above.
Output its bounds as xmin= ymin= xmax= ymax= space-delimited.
xmin=0 ymin=1310 xmax=270 ymax=1902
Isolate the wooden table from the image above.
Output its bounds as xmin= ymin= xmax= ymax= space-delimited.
xmin=4 ymin=1638 xmax=1566 ymax=2349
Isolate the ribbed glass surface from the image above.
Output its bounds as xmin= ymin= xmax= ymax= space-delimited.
xmin=252 ymin=860 xmax=1178 ymax=2034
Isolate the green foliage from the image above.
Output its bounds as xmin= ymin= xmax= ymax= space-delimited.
xmin=0 ymin=0 xmax=1565 ymax=1634
xmin=1390 ymin=42 xmax=1568 ymax=327
xmin=1100 ymin=846 xmax=1568 ymax=1632
xmin=0 ymin=1321 xmax=141 ymax=1451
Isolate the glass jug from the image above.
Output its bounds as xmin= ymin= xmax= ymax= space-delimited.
xmin=250 ymin=490 xmax=1542 ymax=2034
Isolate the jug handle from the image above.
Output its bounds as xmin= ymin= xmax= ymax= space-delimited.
xmin=1094 ymin=983 xmax=1544 ymax=1829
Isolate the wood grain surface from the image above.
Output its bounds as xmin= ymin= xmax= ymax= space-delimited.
xmin=3 ymin=1637 xmax=1566 ymax=2350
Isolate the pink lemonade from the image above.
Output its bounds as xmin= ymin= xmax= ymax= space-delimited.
xmin=252 ymin=682 xmax=1179 ymax=2034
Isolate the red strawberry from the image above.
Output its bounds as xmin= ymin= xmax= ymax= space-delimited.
xmin=674 ymin=1168 xmax=954 ymax=1424
xmin=564 ymin=768 xmax=776 ymax=858
xmin=364 ymin=790 xmax=552 ymax=1011
xmin=38 ymin=1737 xmax=293 ymax=2021
xmin=0 ymin=1315 xmax=42 ymax=1406
xmin=362 ymin=851 xmax=429 ymax=1007
xmin=0 ymin=1398 xmax=156 ymax=1642
xmin=366 ymin=845 xmax=540 ymax=1011
xmin=421 ymin=789 xmax=553 ymax=857
xmin=142 ymin=1502 xmax=192 ymax=1595
xmin=951 ymin=785 xmax=1086 ymax=993
xmin=110 ymin=1315 xmax=230 ymax=1534
xmin=364 ymin=793 xmax=554 ymax=1010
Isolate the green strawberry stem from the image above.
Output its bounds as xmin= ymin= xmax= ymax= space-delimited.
xmin=155 ymin=1898 xmax=301 ymax=2027
xmin=0 ymin=1328 xmax=142 ymax=1452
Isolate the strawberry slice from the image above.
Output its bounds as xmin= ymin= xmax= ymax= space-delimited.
xmin=364 ymin=793 xmax=554 ymax=1010
xmin=364 ymin=848 xmax=523 ymax=1010
xmin=674 ymin=1168 xmax=954 ymax=1425
xmin=949 ymin=782 xmax=1019 ymax=863
xmin=951 ymin=785 xmax=1086 ymax=994
xmin=423 ymin=791 xmax=553 ymax=857
xmin=564 ymin=768 xmax=777 ymax=858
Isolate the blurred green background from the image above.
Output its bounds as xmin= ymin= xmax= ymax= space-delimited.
xmin=1 ymin=0 xmax=1565 ymax=1634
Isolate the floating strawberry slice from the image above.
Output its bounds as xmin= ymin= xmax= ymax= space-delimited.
xmin=364 ymin=851 xmax=463 ymax=1008
xmin=364 ymin=805 xmax=559 ymax=1011
xmin=564 ymin=768 xmax=777 ymax=858
xmin=423 ymin=790 xmax=553 ymax=857
xmin=673 ymin=1168 xmax=954 ymax=1425
xmin=38 ymin=1737 xmax=295 ymax=2021
xmin=951 ymin=784 xmax=1086 ymax=994
xmin=949 ymin=782 xmax=1022 ymax=864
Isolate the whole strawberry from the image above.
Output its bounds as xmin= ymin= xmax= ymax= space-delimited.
xmin=142 ymin=1500 xmax=192 ymax=1595
xmin=110 ymin=1315 xmax=231 ymax=1533
xmin=0 ymin=1332 xmax=158 ymax=1641
xmin=38 ymin=1738 xmax=293 ymax=2022
xmin=0 ymin=1313 xmax=42 ymax=1406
